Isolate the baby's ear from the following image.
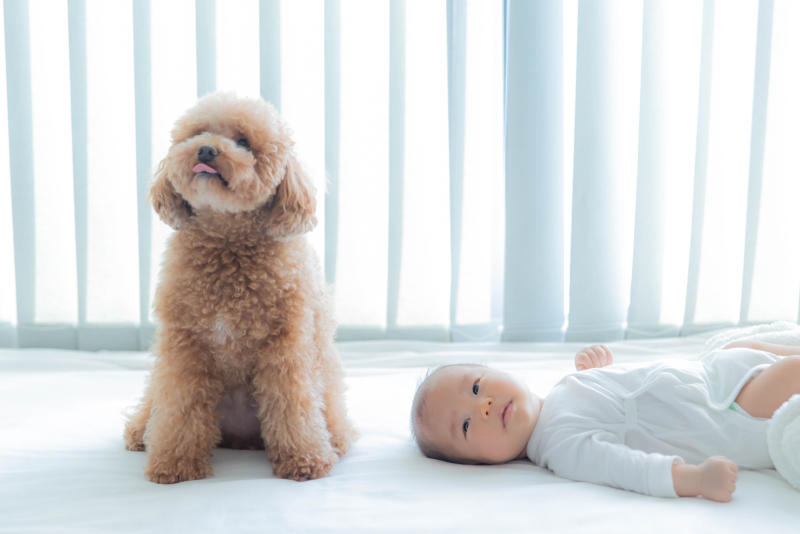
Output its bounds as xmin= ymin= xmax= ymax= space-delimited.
xmin=264 ymin=154 xmax=317 ymax=240
xmin=149 ymin=158 xmax=192 ymax=230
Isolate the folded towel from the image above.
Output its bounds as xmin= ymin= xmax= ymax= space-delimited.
xmin=767 ymin=394 xmax=800 ymax=491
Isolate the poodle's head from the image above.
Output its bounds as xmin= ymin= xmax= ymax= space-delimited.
xmin=150 ymin=92 xmax=316 ymax=239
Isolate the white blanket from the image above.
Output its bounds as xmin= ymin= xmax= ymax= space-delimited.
xmin=1 ymin=333 xmax=799 ymax=533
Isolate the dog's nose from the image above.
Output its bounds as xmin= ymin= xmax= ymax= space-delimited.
xmin=197 ymin=145 xmax=218 ymax=163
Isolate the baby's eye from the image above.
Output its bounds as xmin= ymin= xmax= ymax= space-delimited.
xmin=472 ymin=380 xmax=479 ymax=395
xmin=462 ymin=419 xmax=470 ymax=437
xmin=237 ymin=137 xmax=250 ymax=150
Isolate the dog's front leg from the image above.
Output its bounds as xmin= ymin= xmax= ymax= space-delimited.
xmin=144 ymin=331 xmax=223 ymax=484
xmin=124 ymin=383 xmax=153 ymax=451
xmin=252 ymin=338 xmax=338 ymax=481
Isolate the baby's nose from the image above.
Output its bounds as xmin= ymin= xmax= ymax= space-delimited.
xmin=480 ymin=396 xmax=494 ymax=420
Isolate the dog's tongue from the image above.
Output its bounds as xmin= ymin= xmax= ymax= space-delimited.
xmin=192 ymin=163 xmax=218 ymax=174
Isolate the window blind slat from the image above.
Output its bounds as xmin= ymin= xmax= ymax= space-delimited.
xmin=739 ymin=0 xmax=774 ymax=323
xmin=750 ymin=0 xmax=800 ymax=323
xmin=628 ymin=0 xmax=702 ymax=338
xmin=0 ymin=1 xmax=17 ymax=346
xmin=628 ymin=0 xmax=667 ymax=337
xmin=386 ymin=0 xmax=404 ymax=331
xmin=133 ymin=0 xmax=152 ymax=349
xmin=29 ymin=0 xmax=77 ymax=326
xmin=324 ymin=0 xmax=340 ymax=286
xmin=395 ymin=0 xmax=450 ymax=330
xmin=683 ymin=0 xmax=715 ymax=332
xmin=260 ymin=0 xmax=281 ymax=107
xmin=333 ymin=0 xmax=389 ymax=330
xmin=453 ymin=0 xmax=504 ymax=340
xmin=4 ymin=0 xmax=35 ymax=329
xmin=196 ymin=0 xmax=215 ymax=96
xmin=216 ymin=0 xmax=259 ymax=96
xmin=84 ymin=0 xmax=139 ymax=325
xmin=692 ymin=0 xmax=758 ymax=327
xmin=68 ymin=0 xmax=89 ymax=346
xmin=566 ymin=0 xmax=642 ymax=342
xmin=446 ymin=0 xmax=465 ymax=338
xmin=502 ymin=0 xmax=564 ymax=341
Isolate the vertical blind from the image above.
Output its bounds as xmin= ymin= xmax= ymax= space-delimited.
xmin=1 ymin=0 xmax=798 ymax=350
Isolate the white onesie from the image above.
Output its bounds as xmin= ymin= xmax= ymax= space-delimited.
xmin=526 ymin=347 xmax=780 ymax=498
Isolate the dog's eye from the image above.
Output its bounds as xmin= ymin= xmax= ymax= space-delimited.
xmin=237 ymin=137 xmax=250 ymax=150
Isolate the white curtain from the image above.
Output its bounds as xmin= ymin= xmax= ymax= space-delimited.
xmin=1 ymin=0 xmax=798 ymax=350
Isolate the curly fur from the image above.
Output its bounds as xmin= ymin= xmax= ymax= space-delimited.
xmin=124 ymin=92 xmax=356 ymax=483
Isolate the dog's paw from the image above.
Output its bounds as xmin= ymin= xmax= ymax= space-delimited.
xmin=145 ymin=456 xmax=212 ymax=484
xmin=125 ymin=441 xmax=146 ymax=452
xmin=123 ymin=423 xmax=146 ymax=452
xmin=330 ymin=423 xmax=359 ymax=458
xmin=271 ymin=450 xmax=338 ymax=481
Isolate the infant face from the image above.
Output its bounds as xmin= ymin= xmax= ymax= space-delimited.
xmin=420 ymin=365 xmax=541 ymax=464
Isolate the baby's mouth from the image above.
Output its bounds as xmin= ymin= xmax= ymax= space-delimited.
xmin=192 ymin=163 xmax=229 ymax=187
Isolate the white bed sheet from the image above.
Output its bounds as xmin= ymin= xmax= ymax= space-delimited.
xmin=1 ymin=335 xmax=799 ymax=533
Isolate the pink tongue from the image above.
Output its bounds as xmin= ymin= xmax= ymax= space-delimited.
xmin=192 ymin=163 xmax=217 ymax=174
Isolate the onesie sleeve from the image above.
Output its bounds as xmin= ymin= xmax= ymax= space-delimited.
xmin=541 ymin=430 xmax=683 ymax=498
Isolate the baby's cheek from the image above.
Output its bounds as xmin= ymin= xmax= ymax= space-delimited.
xmin=477 ymin=433 xmax=515 ymax=463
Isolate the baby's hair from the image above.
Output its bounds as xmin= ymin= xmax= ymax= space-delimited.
xmin=410 ymin=366 xmax=447 ymax=461
xmin=410 ymin=363 xmax=486 ymax=464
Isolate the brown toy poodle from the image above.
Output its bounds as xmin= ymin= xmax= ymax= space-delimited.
xmin=124 ymin=92 xmax=356 ymax=483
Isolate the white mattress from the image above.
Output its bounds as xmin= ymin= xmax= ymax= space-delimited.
xmin=2 ymin=334 xmax=799 ymax=533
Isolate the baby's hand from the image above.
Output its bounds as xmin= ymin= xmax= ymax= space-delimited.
xmin=698 ymin=456 xmax=738 ymax=502
xmin=575 ymin=345 xmax=613 ymax=371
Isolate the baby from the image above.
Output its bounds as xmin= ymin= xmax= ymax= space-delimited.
xmin=411 ymin=340 xmax=800 ymax=502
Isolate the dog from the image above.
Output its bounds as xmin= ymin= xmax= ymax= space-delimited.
xmin=124 ymin=92 xmax=356 ymax=482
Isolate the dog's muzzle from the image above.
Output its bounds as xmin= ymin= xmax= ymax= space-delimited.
xmin=193 ymin=162 xmax=229 ymax=187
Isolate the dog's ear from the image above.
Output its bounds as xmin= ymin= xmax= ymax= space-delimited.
xmin=149 ymin=158 xmax=192 ymax=230
xmin=264 ymin=155 xmax=317 ymax=240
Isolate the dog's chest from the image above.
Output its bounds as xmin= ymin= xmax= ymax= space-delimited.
xmin=187 ymin=246 xmax=286 ymax=352
xmin=214 ymin=317 xmax=235 ymax=345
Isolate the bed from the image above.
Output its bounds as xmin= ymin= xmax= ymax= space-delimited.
xmin=2 ymin=332 xmax=799 ymax=533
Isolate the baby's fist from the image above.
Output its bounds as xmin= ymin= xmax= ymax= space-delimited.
xmin=575 ymin=345 xmax=613 ymax=371
xmin=698 ymin=456 xmax=738 ymax=502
